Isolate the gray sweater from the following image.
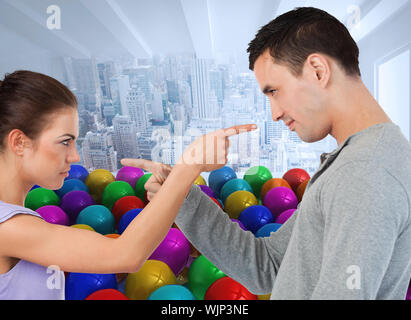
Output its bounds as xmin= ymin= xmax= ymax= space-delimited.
xmin=175 ymin=122 xmax=411 ymax=300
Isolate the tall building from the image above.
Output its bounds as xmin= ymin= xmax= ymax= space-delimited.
xmin=112 ymin=115 xmax=140 ymax=163
xmin=166 ymin=80 xmax=180 ymax=103
xmin=191 ymin=58 xmax=212 ymax=119
xmin=64 ymin=58 xmax=102 ymax=113
xmin=82 ymin=130 xmax=117 ymax=172
xmin=123 ymin=66 xmax=152 ymax=99
xmin=97 ymin=61 xmax=116 ymax=99
xmin=110 ymin=75 xmax=130 ymax=117
xmin=209 ymin=68 xmax=224 ymax=106
xmin=126 ymin=87 xmax=150 ymax=134
xmin=102 ymin=99 xmax=115 ymax=127
xmin=151 ymin=86 xmax=165 ymax=122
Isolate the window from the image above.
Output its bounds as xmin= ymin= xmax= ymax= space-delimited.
xmin=375 ymin=47 xmax=411 ymax=140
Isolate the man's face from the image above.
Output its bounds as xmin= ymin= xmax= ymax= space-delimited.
xmin=253 ymin=50 xmax=332 ymax=143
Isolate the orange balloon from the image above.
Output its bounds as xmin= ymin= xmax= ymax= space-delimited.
xmin=296 ymin=179 xmax=310 ymax=202
xmin=105 ymin=233 xmax=120 ymax=239
xmin=261 ymin=178 xmax=292 ymax=201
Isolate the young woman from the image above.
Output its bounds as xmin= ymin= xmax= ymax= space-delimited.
xmin=0 ymin=70 xmax=257 ymax=299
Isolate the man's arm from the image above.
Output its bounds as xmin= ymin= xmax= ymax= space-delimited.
xmin=175 ymin=185 xmax=296 ymax=295
xmin=311 ymin=162 xmax=409 ymax=299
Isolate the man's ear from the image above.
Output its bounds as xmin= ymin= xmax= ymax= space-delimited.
xmin=304 ymin=53 xmax=331 ymax=88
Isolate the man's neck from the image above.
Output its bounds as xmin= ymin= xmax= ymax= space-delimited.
xmin=329 ymin=80 xmax=392 ymax=146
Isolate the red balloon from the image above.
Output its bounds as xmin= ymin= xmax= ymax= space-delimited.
xmin=210 ymin=197 xmax=223 ymax=209
xmin=204 ymin=277 xmax=257 ymax=300
xmin=143 ymin=190 xmax=150 ymax=205
xmin=112 ymin=196 xmax=144 ymax=226
xmin=85 ymin=289 xmax=129 ymax=300
xmin=282 ymin=168 xmax=310 ymax=193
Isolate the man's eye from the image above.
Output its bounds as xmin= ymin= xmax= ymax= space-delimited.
xmin=270 ymin=90 xmax=277 ymax=97
xmin=61 ymin=140 xmax=70 ymax=146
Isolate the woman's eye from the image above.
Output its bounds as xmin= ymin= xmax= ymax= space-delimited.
xmin=61 ymin=140 xmax=70 ymax=146
xmin=270 ymin=90 xmax=277 ymax=97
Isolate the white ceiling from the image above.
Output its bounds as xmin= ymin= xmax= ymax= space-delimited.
xmin=0 ymin=0 xmax=409 ymax=63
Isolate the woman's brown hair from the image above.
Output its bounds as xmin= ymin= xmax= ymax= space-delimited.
xmin=0 ymin=70 xmax=78 ymax=153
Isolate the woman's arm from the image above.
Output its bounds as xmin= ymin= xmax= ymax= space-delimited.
xmin=0 ymin=124 xmax=256 ymax=274
xmin=0 ymin=164 xmax=199 ymax=274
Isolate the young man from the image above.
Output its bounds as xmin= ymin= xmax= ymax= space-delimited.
xmin=123 ymin=7 xmax=411 ymax=299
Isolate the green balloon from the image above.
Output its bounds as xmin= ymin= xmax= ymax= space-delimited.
xmin=24 ymin=188 xmax=60 ymax=211
xmin=102 ymin=180 xmax=136 ymax=211
xmin=188 ymin=255 xmax=226 ymax=300
xmin=134 ymin=173 xmax=152 ymax=201
xmin=243 ymin=166 xmax=273 ymax=199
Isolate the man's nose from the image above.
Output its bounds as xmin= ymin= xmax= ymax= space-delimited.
xmin=270 ymin=102 xmax=284 ymax=122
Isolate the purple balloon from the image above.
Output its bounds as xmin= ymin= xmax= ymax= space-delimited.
xmin=276 ymin=209 xmax=297 ymax=224
xmin=36 ymin=205 xmax=69 ymax=226
xmin=116 ymin=166 xmax=144 ymax=189
xmin=199 ymin=185 xmax=215 ymax=198
xmin=263 ymin=187 xmax=298 ymax=219
xmin=149 ymin=228 xmax=191 ymax=276
xmin=59 ymin=190 xmax=95 ymax=225
xmin=230 ymin=218 xmax=247 ymax=231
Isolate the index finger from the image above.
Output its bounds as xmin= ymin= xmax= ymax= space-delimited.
xmin=120 ymin=158 xmax=157 ymax=172
xmin=223 ymin=124 xmax=258 ymax=137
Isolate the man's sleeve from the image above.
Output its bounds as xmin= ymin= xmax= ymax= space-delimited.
xmin=174 ymin=185 xmax=296 ymax=295
xmin=311 ymin=161 xmax=409 ymax=299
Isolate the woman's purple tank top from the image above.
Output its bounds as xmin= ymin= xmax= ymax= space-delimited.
xmin=0 ymin=200 xmax=65 ymax=300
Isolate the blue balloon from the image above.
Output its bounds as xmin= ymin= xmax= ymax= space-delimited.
xmin=117 ymin=208 xmax=143 ymax=234
xmin=66 ymin=164 xmax=89 ymax=182
xmin=65 ymin=272 xmax=117 ymax=300
xmin=54 ymin=178 xmax=89 ymax=198
xmin=238 ymin=205 xmax=274 ymax=234
xmin=30 ymin=185 xmax=41 ymax=192
xmin=255 ymin=223 xmax=282 ymax=238
xmin=220 ymin=179 xmax=253 ymax=204
xmin=208 ymin=167 xmax=237 ymax=199
xmin=148 ymin=285 xmax=196 ymax=300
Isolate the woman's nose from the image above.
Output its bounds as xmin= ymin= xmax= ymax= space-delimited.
xmin=69 ymin=147 xmax=81 ymax=163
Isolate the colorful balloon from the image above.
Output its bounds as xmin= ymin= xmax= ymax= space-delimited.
xmin=125 ymin=260 xmax=176 ymax=300
xmin=224 ymin=190 xmax=258 ymax=219
xmin=263 ymin=187 xmax=298 ymax=219
xmin=243 ymin=166 xmax=272 ymax=199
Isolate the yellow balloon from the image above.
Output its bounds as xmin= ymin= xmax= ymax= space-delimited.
xmin=125 ymin=260 xmax=176 ymax=300
xmin=258 ymin=293 xmax=271 ymax=300
xmin=85 ymin=169 xmax=115 ymax=204
xmin=71 ymin=224 xmax=95 ymax=232
xmin=194 ymin=175 xmax=207 ymax=186
xmin=224 ymin=190 xmax=258 ymax=219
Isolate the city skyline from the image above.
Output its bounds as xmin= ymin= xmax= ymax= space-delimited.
xmin=58 ymin=53 xmax=337 ymax=179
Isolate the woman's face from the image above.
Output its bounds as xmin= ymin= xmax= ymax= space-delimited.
xmin=22 ymin=107 xmax=81 ymax=190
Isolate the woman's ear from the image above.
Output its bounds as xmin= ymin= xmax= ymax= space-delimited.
xmin=8 ymin=129 xmax=31 ymax=156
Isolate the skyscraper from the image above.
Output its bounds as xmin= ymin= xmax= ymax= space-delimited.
xmin=82 ymin=130 xmax=117 ymax=172
xmin=110 ymin=75 xmax=131 ymax=117
xmin=191 ymin=57 xmax=211 ymax=119
xmin=112 ymin=115 xmax=140 ymax=162
xmin=126 ymin=87 xmax=150 ymax=134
